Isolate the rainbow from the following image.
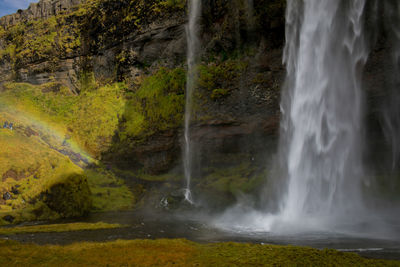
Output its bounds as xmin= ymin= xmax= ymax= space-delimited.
xmin=0 ymin=100 xmax=94 ymax=167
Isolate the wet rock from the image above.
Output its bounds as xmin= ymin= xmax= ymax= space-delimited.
xmin=2 ymin=215 xmax=14 ymax=223
xmin=2 ymin=192 xmax=11 ymax=201
xmin=159 ymin=190 xmax=186 ymax=210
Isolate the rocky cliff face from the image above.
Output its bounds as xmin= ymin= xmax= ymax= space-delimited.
xmin=0 ymin=0 xmax=286 ymax=210
xmin=0 ymin=0 xmax=83 ymax=27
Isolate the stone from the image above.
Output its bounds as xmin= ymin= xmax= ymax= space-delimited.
xmin=2 ymin=215 xmax=14 ymax=223
xmin=2 ymin=192 xmax=11 ymax=201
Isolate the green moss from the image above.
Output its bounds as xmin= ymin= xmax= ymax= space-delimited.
xmin=0 ymin=11 xmax=81 ymax=68
xmin=211 ymin=88 xmax=230 ymax=100
xmin=0 ymin=69 xmax=184 ymax=153
xmin=0 ymin=222 xmax=124 ymax=235
xmin=1 ymin=81 xmax=125 ymax=157
xmin=121 ymin=67 xmax=186 ymax=140
xmin=0 ymin=82 xmax=136 ymax=222
xmin=133 ymin=169 xmax=182 ymax=182
xmin=0 ymin=128 xmax=91 ymax=223
xmin=69 ymin=82 xmax=126 ymax=156
xmin=85 ymin=167 xmax=135 ymax=211
xmin=160 ymin=0 xmax=186 ymax=9
xmin=41 ymin=173 xmax=92 ymax=218
xmin=0 ymin=239 xmax=397 ymax=266
xmin=196 ymin=60 xmax=248 ymax=101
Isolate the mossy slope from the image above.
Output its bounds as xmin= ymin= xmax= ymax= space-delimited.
xmin=0 ymin=64 xmax=187 ymax=223
xmin=0 ymin=127 xmax=90 ymax=224
xmin=0 ymin=81 xmax=136 ymax=224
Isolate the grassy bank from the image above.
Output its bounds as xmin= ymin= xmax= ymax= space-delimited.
xmin=0 ymin=238 xmax=398 ymax=266
xmin=0 ymin=222 xmax=124 ymax=235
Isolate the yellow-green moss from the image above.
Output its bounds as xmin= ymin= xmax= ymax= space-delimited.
xmin=0 ymin=239 xmax=397 ymax=266
xmin=0 ymin=11 xmax=81 ymax=68
xmin=132 ymin=169 xmax=182 ymax=182
xmin=0 ymin=130 xmax=82 ymax=205
xmin=0 ymin=222 xmax=124 ymax=235
xmin=121 ymin=67 xmax=186 ymax=140
xmin=0 ymin=85 xmax=135 ymax=221
xmin=41 ymin=173 xmax=92 ymax=218
xmin=85 ymin=168 xmax=135 ymax=211
xmin=1 ymin=81 xmax=125 ymax=157
xmin=197 ymin=60 xmax=248 ymax=101
xmin=211 ymin=88 xmax=230 ymax=100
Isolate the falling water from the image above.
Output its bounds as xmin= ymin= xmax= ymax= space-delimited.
xmin=280 ymin=0 xmax=369 ymax=224
xmin=183 ymin=0 xmax=201 ymax=204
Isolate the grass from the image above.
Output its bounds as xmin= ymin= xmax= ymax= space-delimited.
xmin=0 ymin=222 xmax=124 ymax=235
xmin=0 ymin=239 xmax=397 ymax=266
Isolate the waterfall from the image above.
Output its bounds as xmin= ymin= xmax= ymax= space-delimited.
xmin=280 ymin=0 xmax=369 ymax=223
xmin=215 ymin=0 xmax=400 ymax=236
xmin=183 ymin=0 xmax=201 ymax=204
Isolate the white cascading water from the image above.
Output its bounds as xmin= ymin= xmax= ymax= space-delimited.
xmin=215 ymin=0 xmax=371 ymax=232
xmin=183 ymin=0 xmax=201 ymax=204
xmin=279 ymin=0 xmax=369 ymax=225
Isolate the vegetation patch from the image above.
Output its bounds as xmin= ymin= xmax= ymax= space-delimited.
xmin=120 ymin=67 xmax=186 ymax=140
xmin=197 ymin=60 xmax=248 ymax=94
xmin=0 ymin=11 xmax=81 ymax=69
xmin=0 ymin=124 xmax=89 ymax=224
xmin=41 ymin=173 xmax=92 ymax=218
xmin=0 ymin=89 xmax=134 ymax=222
xmin=0 ymin=222 xmax=124 ymax=235
xmin=0 ymin=65 xmax=185 ymax=223
xmin=0 ymin=239 xmax=397 ymax=266
xmin=85 ymin=167 xmax=135 ymax=211
xmin=190 ymin=59 xmax=249 ymax=119
xmin=1 ymin=81 xmax=125 ymax=157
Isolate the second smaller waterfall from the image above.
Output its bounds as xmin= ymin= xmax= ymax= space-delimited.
xmin=183 ymin=0 xmax=201 ymax=204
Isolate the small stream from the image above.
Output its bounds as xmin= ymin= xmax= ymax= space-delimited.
xmin=2 ymin=210 xmax=400 ymax=261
